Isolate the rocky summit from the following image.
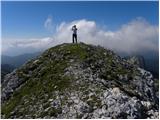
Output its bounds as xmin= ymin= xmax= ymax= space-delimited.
xmin=1 ymin=43 xmax=159 ymax=119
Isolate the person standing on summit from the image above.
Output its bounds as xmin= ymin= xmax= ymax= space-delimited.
xmin=72 ymin=25 xmax=78 ymax=43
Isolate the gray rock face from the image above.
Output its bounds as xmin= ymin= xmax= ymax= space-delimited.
xmin=125 ymin=56 xmax=146 ymax=68
xmin=1 ymin=43 xmax=158 ymax=119
xmin=2 ymin=70 xmax=23 ymax=102
xmin=62 ymin=63 xmax=158 ymax=119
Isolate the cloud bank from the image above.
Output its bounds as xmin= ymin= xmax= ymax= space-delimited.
xmin=54 ymin=18 xmax=158 ymax=54
xmin=44 ymin=15 xmax=54 ymax=33
xmin=2 ymin=18 xmax=158 ymax=56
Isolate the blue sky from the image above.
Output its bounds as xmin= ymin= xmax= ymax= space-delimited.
xmin=2 ymin=1 xmax=159 ymax=39
xmin=1 ymin=1 xmax=159 ymax=56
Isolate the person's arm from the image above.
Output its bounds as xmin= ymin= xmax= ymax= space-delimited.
xmin=71 ymin=26 xmax=74 ymax=31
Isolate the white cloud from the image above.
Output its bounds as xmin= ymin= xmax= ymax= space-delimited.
xmin=44 ymin=15 xmax=54 ymax=32
xmin=2 ymin=18 xmax=158 ymax=56
xmin=54 ymin=18 xmax=158 ymax=54
xmin=2 ymin=37 xmax=54 ymax=55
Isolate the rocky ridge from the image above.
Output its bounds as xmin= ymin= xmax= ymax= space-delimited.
xmin=1 ymin=43 xmax=159 ymax=118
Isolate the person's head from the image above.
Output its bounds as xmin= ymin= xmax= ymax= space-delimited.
xmin=73 ymin=25 xmax=76 ymax=28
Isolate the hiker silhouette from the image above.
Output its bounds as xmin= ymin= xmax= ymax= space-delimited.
xmin=72 ymin=25 xmax=78 ymax=43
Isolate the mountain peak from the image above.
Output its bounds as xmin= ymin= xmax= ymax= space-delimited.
xmin=2 ymin=43 xmax=158 ymax=119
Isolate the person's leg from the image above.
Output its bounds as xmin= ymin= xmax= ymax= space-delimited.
xmin=75 ymin=34 xmax=77 ymax=43
xmin=72 ymin=34 xmax=74 ymax=43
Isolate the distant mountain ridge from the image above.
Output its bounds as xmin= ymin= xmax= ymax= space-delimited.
xmin=2 ymin=52 xmax=41 ymax=68
xmin=1 ymin=64 xmax=15 ymax=81
xmin=1 ymin=52 xmax=41 ymax=81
